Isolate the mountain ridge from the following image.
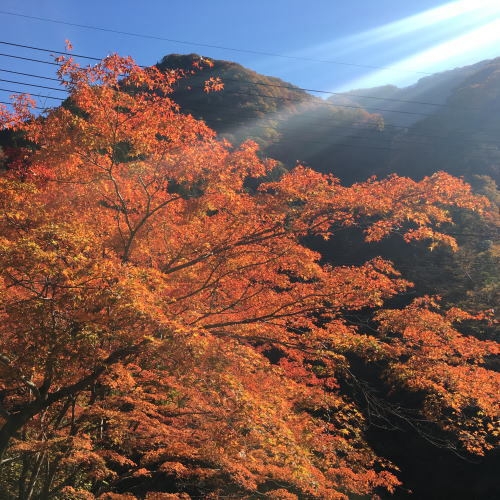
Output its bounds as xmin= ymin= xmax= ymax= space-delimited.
xmin=155 ymin=53 xmax=500 ymax=184
xmin=330 ymin=58 xmax=495 ymax=127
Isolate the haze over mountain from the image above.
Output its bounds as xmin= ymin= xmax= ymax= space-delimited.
xmin=157 ymin=54 xmax=315 ymax=149
xmin=160 ymin=54 xmax=500 ymax=186
xmin=328 ymin=58 xmax=494 ymax=127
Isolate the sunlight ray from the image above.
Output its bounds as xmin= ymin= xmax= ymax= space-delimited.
xmin=256 ymin=0 xmax=500 ymax=89
xmin=335 ymin=16 xmax=500 ymax=91
xmin=336 ymin=0 xmax=499 ymax=49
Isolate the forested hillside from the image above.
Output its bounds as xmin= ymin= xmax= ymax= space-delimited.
xmin=160 ymin=54 xmax=500 ymax=184
xmin=387 ymin=59 xmax=500 ymax=184
xmin=157 ymin=54 xmax=315 ymax=150
xmin=328 ymin=59 xmax=493 ymax=128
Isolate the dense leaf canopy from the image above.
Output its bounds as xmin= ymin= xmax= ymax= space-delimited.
xmin=0 ymin=54 xmax=498 ymax=499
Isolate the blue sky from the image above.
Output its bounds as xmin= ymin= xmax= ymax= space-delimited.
xmin=1 ymin=0 xmax=500 ymax=105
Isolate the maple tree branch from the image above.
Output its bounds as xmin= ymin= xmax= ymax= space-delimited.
xmin=47 ymin=340 xmax=149 ymax=404
xmin=0 ymin=339 xmax=150 ymax=459
xmin=162 ymin=225 xmax=287 ymax=274
xmin=0 ymin=353 xmax=41 ymax=401
xmin=190 ymin=282 xmax=267 ymax=325
xmin=343 ymin=367 xmax=474 ymax=459
xmin=210 ymin=330 xmax=315 ymax=353
xmin=108 ymin=170 xmax=134 ymax=234
xmin=122 ymin=194 xmax=181 ymax=262
xmin=202 ymin=304 xmax=322 ymax=330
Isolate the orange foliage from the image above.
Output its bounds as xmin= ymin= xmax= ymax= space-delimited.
xmin=0 ymin=54 xmax=497 ymax=498
xmin=376 ymin=297 xmax=499 ymax=455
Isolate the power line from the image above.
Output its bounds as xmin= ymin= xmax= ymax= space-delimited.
xmin=2 ymin=94 xmax=493 ymax=161
xmin=221 ymin=78 xmax=446 ymax=108
xmin=275 ymin=134 xmax=497 ymax=158
xmin=0 ymin=41 xmax=101 ymax=62
xmin=0 ymin=78 xmax=67 ymax=93
xmin=1 ymin=39 xmax=489 ymax=119
xmin=0 ymin=44 xmax=438 ymax=116
xmin=0 ymin=51 xmax=434 ymax=118
xmin=3 ymin=87 xmax=494 ymax=162
xmin=0 ymin=99 xmax=46 ymax=110
xmin=225 ymin=119 xmax=500 ymax=158
xmin=0 ymin=68 xmax=60 ymax=81
xmin=205 ymin=113 xmax=500 ymax=159
xmin=1 ymin=61 xmax=491 ymax=146
xmin=0 ymin=94 xmax=465 ymax=155
xmin=0 ymin=80 xmax=482 ymax=152
xmin=0 ymin=84 xmax=466 ymax=156
xmin=222 ymin=89 xmax=434 ymax=117
xmin=1 ymin=45 xmax=500 ymax=159
xmin=191 ymin=109 xmax=500 ymax=151
xmin=0 ymin=52 xmax=59 ymax=65
xmin=0 ymin=87 xmax=62 ymax=101
xmin=1 ymin=41 xmax=446 ymax=108
xmin=0 ymin=11 xmax=433 ymax=76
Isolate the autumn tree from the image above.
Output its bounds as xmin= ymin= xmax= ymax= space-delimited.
xmin=0 ymin=54 xmax=498 ymax=499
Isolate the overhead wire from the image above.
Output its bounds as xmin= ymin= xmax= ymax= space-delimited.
xmin=0 ymin=40 xmax=493 ymax=122
xmin=2 ymin=91 xmax=495 ymax=165
xmin=0 ymin=78 xmax=67 ymax=92
xmin=220 ymin=77 xmax=447 ymax=108
xmin=0 ymin=52 xmax=60 ymax=66
xmin=187 ymin=110 xmax=500 ymax=152
xmin=0 ymin=70 xmax=492 ymax=151
xmin=0 ymin=68 xmax=63 ymax=82
xmin=0 ymin=40 xmax=102 ymax=62
xmin=222 ymin=89 xmax=431 ymax=117
xmin=0 ymin=87 xmax=62 ymax=100
xmin=0 ymin=12 xmax=433 ymax=75
xmin=1 ymin=41 xmax=500 ymax=162
xmin=0 ymin=41 xmax=448 ymax=107
xmin=0 ymin=51 xmax=452 ymax=119
xmin=0 ymin=99 xmax=46 ymax=110
xmin=0 ymin=40 xmax=490 ymax=112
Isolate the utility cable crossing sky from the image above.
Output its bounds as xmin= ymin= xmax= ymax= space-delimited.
xmin=2 ymin=42 xmax=500 ymax=166
xmin=2 ymin=1 xmax=500 ymax=165
xmin=0 ymin=41 xmax=490 ymax=111
xmin=2 ymin=1 xmax=500 ymax=92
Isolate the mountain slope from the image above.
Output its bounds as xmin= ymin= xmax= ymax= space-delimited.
xmin=386 ymin=58 xmax=500 ymax=183
xmin=157 ymin=54 xmax=389 ymax=183
xmin=156 ymin=54 xmax=316 ymax=148
xmin=157 ymin=54 xmax=500 ymax=185
xmin=329 ymin=58 xmax=493 ymax=128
